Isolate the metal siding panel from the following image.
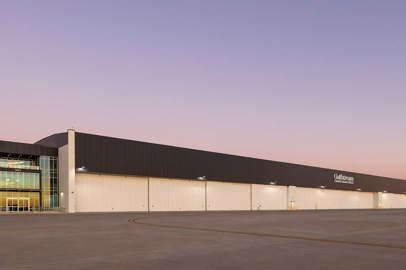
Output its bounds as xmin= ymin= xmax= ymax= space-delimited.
xmin=35 ymin=133 xmax=68 ymax=148
xmin=74 ymin=132 xmax=406 ymax=194
xmin=0 ymin=140 xmax=58 ymax=156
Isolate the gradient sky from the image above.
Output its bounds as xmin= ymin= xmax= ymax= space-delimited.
xmin=1 ymin=1 xmax=405 ymax=179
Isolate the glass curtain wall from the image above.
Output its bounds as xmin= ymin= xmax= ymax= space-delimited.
xmin=40 ymin=156 xmax=58 ymax=210
xmin=0 ymin=191 xmax=40 ymax=211
xmin=0 ymin=155 xmax=58 ymax=211
xmin=0 ymin=170 xmax=41 ymax=211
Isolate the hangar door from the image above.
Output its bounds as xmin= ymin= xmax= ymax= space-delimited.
xmin=76 ymin=173 xmax=148 ymax=212
xmin=251 ymin=184 xmax=288 ymax=210
xmin=293 ymin=187 xmax=373 ymax=210
xmin=382 ymin=193 xmax=406 ymax=208
xmin=149 ymin=178 xmax=205 ymax=211
xmin=206 ymin=181 xmax=251 ymax=210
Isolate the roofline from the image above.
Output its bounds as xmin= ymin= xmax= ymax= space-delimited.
xmin=76 ymin=131 xmax=405 ymax=182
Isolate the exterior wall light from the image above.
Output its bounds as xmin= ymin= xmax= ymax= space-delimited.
xmin=269 ymin=181 xmax=277 ymax=185
xmin=383 ymin=190 xmax=388 ymax=193
xmin=77 ymin=166 xmax=87 ymax=172
xmin=356 ymin=188 xmax=362 ymax=191
xmin=320 ymin=185 xmax=326 ymax=189
xmin=60 ymin=192 xmax=64 ymax=197
xmin=197 ymin=176 xmax=206 ymax=180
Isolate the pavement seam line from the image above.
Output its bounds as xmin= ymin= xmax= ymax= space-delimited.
xmin=127 ymin=217 xmax=406 ymax=251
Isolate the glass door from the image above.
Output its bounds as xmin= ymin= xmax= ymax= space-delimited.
xmin=6 ymin=198 xmax=18 ymax=211
xmin=18 ymin=198 xmax=30 ymax=211
xmin=6 ymin=197 xmax=30 ymax=212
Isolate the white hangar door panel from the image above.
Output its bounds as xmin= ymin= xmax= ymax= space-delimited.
xmin=316 ymin=189 xmax=373 ymax=209
xmin=76 ymin=173 xmax=148 ymax=212
xmin=206 ymin=181 xmax=251 ymax=210
xmin=252 ymin=184 xmax=288 ymax=210
xmin=382 ymin=193 xmax=406 ymax=208
xmin=294 ymin=187 xmax=373 ymax=210
xmin=149 ymin=178 xmax=205 ymax=211
xmin=293 ymin=187 xmax=319 ymax=210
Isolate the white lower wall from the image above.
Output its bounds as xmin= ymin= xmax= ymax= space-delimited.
xmin=149 ymin=178 xmax=205 ymax=211
xmin=252 ymin=184 xmax=288 ymax=210
xmin=73 ymin=173 xmax=406 ymax=213
xmin=382 ymin=193 xmax=406 ymax=208
xmin=76 ymin=173 xmax=148 ymax=212
xmin=293 ymin=187 xmax=374 ymax=210
xmin=206 ymin=181 xmax=251 ymax=210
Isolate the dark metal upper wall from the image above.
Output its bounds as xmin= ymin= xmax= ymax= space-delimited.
xmin=75 ymin=132 xmax=406 ymax=194
xmin=0 ymin=140 xmax=58 ymax=157
xmin=35 ymin=132 xmax=68 ymax=148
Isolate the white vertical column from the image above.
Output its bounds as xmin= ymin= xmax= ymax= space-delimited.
xmin=250 ymin=184 xmax=253 ymax=211
xmin=66 ymin=129 xmax=76 ymax=213
xmin=374 ymin=192 xmax=384 ymax=209
xmin=287 ymin=186 xmax=296 ymax=210
xmin=58 ymin=129 xmax=76 ymax=213
xmin=204 ymin=181 xmax=207 ymax=211
xmin=147 ymin=177 xmax=150 ymax=212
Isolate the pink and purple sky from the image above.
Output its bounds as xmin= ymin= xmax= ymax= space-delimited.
xmin=1 ymin=1 xmax=405 ymax=179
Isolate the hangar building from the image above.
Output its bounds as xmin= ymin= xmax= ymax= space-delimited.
xmin=1 ymin=129 xmax=405 ymax=212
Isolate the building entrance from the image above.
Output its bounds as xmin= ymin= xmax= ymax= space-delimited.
xmin=6 ymin=197 xmax=30 ymax=212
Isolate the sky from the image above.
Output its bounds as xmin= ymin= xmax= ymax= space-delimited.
xmin=0 ymin=1 xmax=405 ymax=179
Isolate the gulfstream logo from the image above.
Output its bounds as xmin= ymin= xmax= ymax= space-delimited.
xmin=334 ymin=173 xmax=355 ymax=184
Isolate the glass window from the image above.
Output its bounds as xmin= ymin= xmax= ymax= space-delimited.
xmin=0 ymin=171 xmax=40 ymax=190
xmin=0 ymin=157 xmax=39 ymax=170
